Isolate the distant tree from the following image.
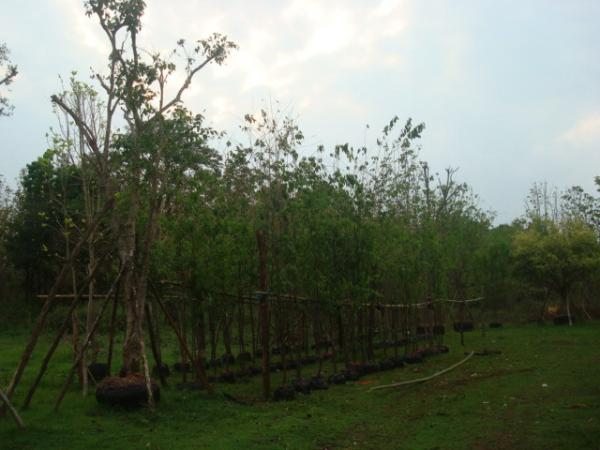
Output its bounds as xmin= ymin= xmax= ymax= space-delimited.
xmin=0 ymin=43 xmax=18 ymax=117
xmin=524 ymin=181 xmax=560 ymax=224
xmin=8 ymin=150 xmax=83 ymax=297
xmin=476 ymin=223 xmax=526 ymax=312
xmin=0 ymin=175 xmax=18 ymax=301
xmin=513 ymin=219 xmax=600 ymax=325
xmin=561 ymin=185 xmax=600 ymax=235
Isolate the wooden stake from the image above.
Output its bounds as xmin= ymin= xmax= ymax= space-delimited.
xmin=6 ymin=198 xmax=113 ymax=401
xmin=54 ymin=265 xmax=124 ymax=411
xmin=151 ymin=283 xmax=213 ymax=393
xmin=105 ymin=281 xmax=120 ymax=377
xmin=0 ymin=388 xmax=24 ymax=429
xmin=21 ymin=256 xmax=107 ymax=409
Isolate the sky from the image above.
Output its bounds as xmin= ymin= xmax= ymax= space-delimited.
xmin=1 ymin=0 xmax=599 ymax=223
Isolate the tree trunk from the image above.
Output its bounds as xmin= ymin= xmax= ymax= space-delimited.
xmin=565 ymin=292 xmax=573 ymax=326
xmin=119 ymin=199 xmax=143 ymax=374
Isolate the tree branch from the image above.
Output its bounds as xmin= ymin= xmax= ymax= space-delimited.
xmin=154 ymin=54 xmax=216 ymax=118
xmin=51 ymin=95 xmax=101 ymax=159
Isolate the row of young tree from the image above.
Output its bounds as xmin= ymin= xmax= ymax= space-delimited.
xmin=0 ymin=1 xmax=599 ymax=386
xmin=2 ymin=103 xmax=600 ymax=321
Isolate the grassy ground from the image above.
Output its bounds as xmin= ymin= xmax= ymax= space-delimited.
xmin=1 ymin=322 xmax=599 ymax=450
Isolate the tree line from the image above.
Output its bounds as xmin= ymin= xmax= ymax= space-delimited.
xmin=1 ymin=106 xmax=599 ymax=323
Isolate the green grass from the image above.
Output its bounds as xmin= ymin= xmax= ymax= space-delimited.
xmin=1 ymin=323 xmax=599 ymax=450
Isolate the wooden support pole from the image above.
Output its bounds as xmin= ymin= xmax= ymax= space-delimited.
xmin=459 ymin=301 xmax=465 ymax=346
xmin=250 ymin=302 xmax=257 ymax=358
xmin=105 ymin=283 xmax=120 ymax=377
xmin=150 ymin=283 xmax=213 ymax=393
xmin=54 ymin=266 xmax=124 ymax=411
xmin=21 ymin=256 xmax=106 ymax=409
xmin=258 ymin=294 xmax=270 ymax=399
xmin=367 ymin=301 xmax=375 ymax=361
xmin=0 ymin=388 xmax=24 ymax=429
xmin=6 ymin=198 xmax=113 ymax=401
xmin=195 ymin=308 xmax=207 ymax=376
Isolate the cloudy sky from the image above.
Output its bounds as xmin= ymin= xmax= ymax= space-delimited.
xmin=1 ymin=0 xmax=599 ymax=223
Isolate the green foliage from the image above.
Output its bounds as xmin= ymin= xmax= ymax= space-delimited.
xmin=476 ymin=224 xmax=525 ymax=309
xmin=0 ymin=42 xmax=18 ymax=117
xmin=8 ymin=150 xmax=84 ymax=296
xmin=148 ymin=110 xmax=494 ymax=310
xmin=0 ymin=175 xmax=20 ymax=305
xmin=513 ymin=219 xmax=600 ymax=299
xmin=561 ymin=185 xmax=600 ymax=234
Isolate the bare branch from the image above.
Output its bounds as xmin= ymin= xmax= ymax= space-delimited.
xmin=154 ymin=54 xmax=216 ymax=118
xmin=51 ymin=94 xmax=101 ymax=159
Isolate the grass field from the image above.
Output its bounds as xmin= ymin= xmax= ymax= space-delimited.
xmin=1 ymin=322 xmax=599 ymax=450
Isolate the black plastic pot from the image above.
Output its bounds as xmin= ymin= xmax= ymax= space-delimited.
xmin=391 ymin=356 xmax=405 ymax=368
xmin=342 ymin=369 xmax=360 ymax=381
xmin=218 ymin=371 xmax=236 ymax=383
xmin=378 ymin=358 xmax=396 ymax=371
xmin=152 ymin=363 xmax=170 ymax=379
xmin=328 ymin=372 xmax=347 ymax=385
xmin=404 ymin=352 xmax=424 ymax=364
xmin=453 ymin=322 xmax=474 ymax=332
xmin=88 ymin=363 xmax=109 ymax=383
xmin=273 ymin=384 xmax=296 ymax=401
xmin=309 ymin=376 xmax=329 ymax=390
xmin=292 ymin=378 xmax=312 ymax=395
xmin=553 ymin=315 xmax=572 ymax=326
xmin=96 ymin=376 xmax=160 ymax=408
xmin=221 ymin=353 xmax=236 ymax=365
